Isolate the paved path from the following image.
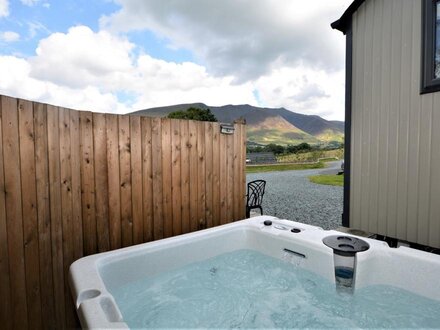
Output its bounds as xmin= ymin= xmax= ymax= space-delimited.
xmin=246 ymin=161 xmax=343 ymax=230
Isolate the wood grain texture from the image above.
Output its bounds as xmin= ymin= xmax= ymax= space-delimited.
xmin=141 ymin=117 xmax=153 ymax=242
xmin=2 ymin=96 xmax=28 ymax=330
xmin=80 ymin=111 xmax=97 ymax=255
xmin=180 ymin=120 xmax=190 ymax=234
xmin=18 ymin=99 xmax=43 ymax=329
xmin=233 ymin=124 xmax=240 ymax=221
xmin=188 ymin=120 xmax=198 ymax=232
xmin=161 ymin=118 xmax=173 ymax=237
xmin=0 ymin=96 xmax=12 ymax=330
xmin=0 ymin=95 xmax=246 ymax=329
xmin=70 ymin=110 xmax=83 ymax=262
xmin=130 ymin=116 xmax=143 ymax=244
xmin=106 ymin=114 xmax=121 ymax=250
xmin=212 ymin=123 xmax=221 ymax=226
xmin=204 ymin=122 xmax=213 ymax=228
xmin=93 ymin=113 xmax=110 ymax=252
xmin=197 ymin=122 xmax=206 ymax=229
xmin=226 ymin=134 xmax=234 ymax=223
xmin=151 ymin=118 xmax=164 ymax=240
xmin=171 ymin=119 xmax=182 ymax=235
xmin=59 ymin=108 xmax=78 ymax=328
xmin=219 ymin=131 xmax=227 ymax=225
xmin=240 ymin=125 xmax=247 ymax=219
xmin=47 ymin=105 xmax=65 ymax=328
xmin=119 ymin=115 xmax=133 ymax=247
xmin=33 ymin=103 xmax=56 ymax=329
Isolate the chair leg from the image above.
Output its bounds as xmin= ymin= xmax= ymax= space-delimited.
xmin=258 ymin=206 xmax=263 ymax=215
xmin=246 ymin=207 xmax=250 ymax=218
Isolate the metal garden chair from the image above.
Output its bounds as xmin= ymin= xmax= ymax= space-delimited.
xmin=246 ymin=180 xmax=266 ymax=218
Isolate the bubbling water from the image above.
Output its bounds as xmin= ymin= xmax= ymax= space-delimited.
xmin=109 ymin=249 xmax=440 ymax=329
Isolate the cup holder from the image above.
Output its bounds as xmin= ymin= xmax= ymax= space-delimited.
xmin=77 ymin=289 xmax=102 ymax=308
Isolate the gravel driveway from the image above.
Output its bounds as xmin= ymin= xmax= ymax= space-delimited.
xmin=246 ymin=161 xmax=343 ymax=230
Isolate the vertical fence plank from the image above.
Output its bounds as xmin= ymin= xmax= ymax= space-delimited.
xmin=180 ymin=120 xmax=190 ymax=234
xmin=0 ymin=96 xmax=12 ymax=330
xmin=233 ymin=124 xmax=241 ymax=221
xmin=59 ymin=108 xmax=77 ymax=328
xmin=106 ymin=114 xmax=121 ymax=250
xmin=226 ymin=134 xmax=234 ymax=223
xmin=240 ymin=124 xmax=247 ymax=219
xmin=141 ymin=117 xmax=153 ymax=242
xmin=18 ymin=99 xmax=43 ymax=330
xmin=171 ymin=119 xmax=182 ymax=235
xmin=70 ymin=110 xmax=83 ymax=261
xmin=197 ymin=122 xmax=206 ymax=229
xmin=212 ymin=123 xmax=220 ymax=227
xmin=93 ymin=113 xmax=110 ymax=252
xmin=219 ymin=131 xmax=227 ymax=224
xmin=151 ymin=118 xmax=164 ymax=240
xmin=130 ymin=116 xmax=143 ymax=244
xmin=188 ymin=120 xmax=198 ymax=232
xmin=162 ymin=118 xmax=173 ymax=237
xmin=47 ymin=105 xmax=65 ymax=329
xmin=2 ymin=96 xmax=28 ymax=330
xmin=119 ymin=115 xmax=133 ymax=247
xmin=80 ymin=111 xmax=97 ymax=255
xmin=204 ymin=122 xmax=213 ymax=228
xmin=34 ymin=103 xmax=56 ymax=329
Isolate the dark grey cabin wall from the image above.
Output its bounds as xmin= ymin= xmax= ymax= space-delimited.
xmin=350 ymin=0 xmax=440 ymax=248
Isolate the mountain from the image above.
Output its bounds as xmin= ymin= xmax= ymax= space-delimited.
xmin=132 ymin=103 xmax=344 ymax=145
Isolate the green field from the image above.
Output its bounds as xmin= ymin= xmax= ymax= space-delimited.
xmin=277 ymin=148 xmax=344 ymax=163
xmin=308 ymin=174 xmax=344 ymax=186
xmin=246 ymin=162 xmax=325 ymax=173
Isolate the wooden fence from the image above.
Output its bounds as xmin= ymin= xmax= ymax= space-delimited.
xmin=0 ymin=95 xmax=246 ymax=329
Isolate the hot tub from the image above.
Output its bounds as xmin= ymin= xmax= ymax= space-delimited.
xmin=69 ymin=216 xmax=440 ymax=329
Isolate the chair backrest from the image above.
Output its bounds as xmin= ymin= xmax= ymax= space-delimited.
xmin=246 ymin=180 xmax=266 ymax=208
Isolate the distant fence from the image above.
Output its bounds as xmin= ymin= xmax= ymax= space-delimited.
xmin=0 ymin=95 xmax=246 ymax=329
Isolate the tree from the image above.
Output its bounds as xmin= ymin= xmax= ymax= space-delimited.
xmin=264 ymin=143 xmax=285 ymax=155
xmin=168 ymin=107 xmax=218 ymax=122
xmin=286 ymin=142 xmax=311 ymax=154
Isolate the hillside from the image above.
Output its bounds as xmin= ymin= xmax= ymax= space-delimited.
xmin=245 ymin=112 xmax=319 ymax=145
xmin=132 ymin=104 xmax=344 ymax=145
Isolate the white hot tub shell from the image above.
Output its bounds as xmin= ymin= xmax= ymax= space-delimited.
xmin=69 ymin=216 xmax=440 ymax=329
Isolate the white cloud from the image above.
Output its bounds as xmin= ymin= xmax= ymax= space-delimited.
xmin=255 ymin=65 xmax=345 ymax=120
xmin=0 ymin=55 xmax=129 ymax=113
xmin=0 ymin=0 xmax=9 ymax=17
xmin=20 ymin=0 xmax=40 ymax=6
xmin=30 ymin=26 xmax=135 ymax=89
xmin=27 ymin=21 xmax=50 ymax=38
xmin=0 ymin=26 xmax=257 ymax=115
xmin=0 ymin=0 xmax=349 ymax=121
xmin=0 ymin=31 xmax=20 ymax=42
xmin=96 ymin=0 xmax=349 ymax=119
xmin=101 ymin=0 xmax=350 ymax=82
xmin=131 ymin=54 xmax=256 ymax=109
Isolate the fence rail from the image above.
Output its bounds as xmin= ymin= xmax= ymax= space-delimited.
xmin=0 ymin=95 xmax=246 ymax=329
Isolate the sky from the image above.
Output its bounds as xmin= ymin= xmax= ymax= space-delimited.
xmin=0 ymin=0 xmax=351 ymax=121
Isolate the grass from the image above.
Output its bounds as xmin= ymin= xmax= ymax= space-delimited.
xmin=277 ymin=149 xmax=344 ymax=163
xmin=246 ymin=162 xmax=325 ymax=173
xmin=319 ymin=157 xmax=339 ymax=163
xmin=308 ymin=174 xmax=344 ymax=186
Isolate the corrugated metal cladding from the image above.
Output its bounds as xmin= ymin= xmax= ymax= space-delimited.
xmin=350 ymin=0 xmax=440 ymax=248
